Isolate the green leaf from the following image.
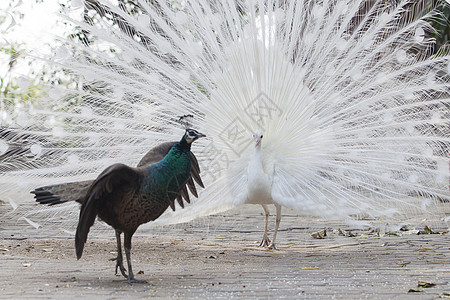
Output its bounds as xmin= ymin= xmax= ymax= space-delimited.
xmin=418 ymin=281 xmax=436 ymax=288
xmin=408 ymin=288 xmax=423 ymax=293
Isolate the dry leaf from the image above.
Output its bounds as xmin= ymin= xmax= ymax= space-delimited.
xmin=337 ymin=229 xmax=356 ymax=237
xmin=56 ymin=270 xmax=82 ymax=273
xmin=416 ymin=248 xmax=435 ymax=252
xmin=311 ymin=229 xmax=326 ymax=239
xmin=400 ymin=225 xmax=409 ymax=231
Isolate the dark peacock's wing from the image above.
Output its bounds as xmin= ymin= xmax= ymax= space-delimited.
xmin=75 ymin=163 xmax=141 ymax=259
xmin=160 ymin=164 xmax=192 ymax=212
xmin=137 ymin=141 xmax=175 ymax=166
xmin=189 ymin=150 xmax=204 ymax=188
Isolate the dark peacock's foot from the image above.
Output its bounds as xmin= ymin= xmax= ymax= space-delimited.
xmin=110 ymin=256 xmax=128 ymax=278
xmin=128 ymin=277 xmax=148 ymax=284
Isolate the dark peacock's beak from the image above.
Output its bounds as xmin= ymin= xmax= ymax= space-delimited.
xmin=194 ymin=131 xmax=206 ymax=139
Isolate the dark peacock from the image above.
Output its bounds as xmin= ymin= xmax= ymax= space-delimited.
xmin=31 ymin=140 xmax=204 ymax=210
xmin=75 ymin=128 xmax=205 ymax=283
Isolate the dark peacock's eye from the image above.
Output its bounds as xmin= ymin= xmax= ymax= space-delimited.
xmin=261 ymin=135 xmax=263 ymax=138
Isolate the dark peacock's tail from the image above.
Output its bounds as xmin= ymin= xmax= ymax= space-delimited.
xmin=75 ymin=189 xmax=99 ymax=259
xmin=74 ymin=165 xmax=122 ymax=259
xmin=32 ymin=180 xmax=93 ymax=206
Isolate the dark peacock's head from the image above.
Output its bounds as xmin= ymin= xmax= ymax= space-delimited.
xmin=184 ymin=128 xmax=206 ymax=144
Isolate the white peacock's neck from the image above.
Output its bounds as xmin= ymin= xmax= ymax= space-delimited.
xmin=252 ymin=144 xmax=263 ymax=162
xmin=254 ymin=143 xmax=261 ymax=151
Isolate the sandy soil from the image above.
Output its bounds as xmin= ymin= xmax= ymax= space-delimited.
xmin=1 ymin=204 xmax=449 ymax=299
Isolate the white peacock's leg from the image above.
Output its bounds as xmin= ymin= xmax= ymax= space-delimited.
xmin=268 ymin=204 xmax=282 ymax=250
xmin=259 ymin=204 xmax=271 ymax=247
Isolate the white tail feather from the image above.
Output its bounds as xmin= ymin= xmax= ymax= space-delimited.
xmin=19 ymin=217 xmax=41 ymax=230
xmin=1 ymin=0 xmax=449 ymax=230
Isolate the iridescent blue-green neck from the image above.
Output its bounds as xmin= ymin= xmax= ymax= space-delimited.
xmin=176 ymin=136 xmax=191 ymax=151
xmin=145 ymin=135 xmax=191 ymax=181
xmin=135 ymin=137 xmax=192 ymax=222
xmin=158 ymin=136 xmax=190 ymax=165
xmin=141 ymin=136 xmax=192 ymax=212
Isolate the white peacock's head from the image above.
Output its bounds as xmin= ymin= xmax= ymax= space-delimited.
xmin=252 ymin=129 xmax=264 ymax=147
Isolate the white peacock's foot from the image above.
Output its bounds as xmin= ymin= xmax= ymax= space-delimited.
xmin=268 ymin=243 xmax=278 ymax=251
xmin=259 ymin=234 xmax=271 ymax=247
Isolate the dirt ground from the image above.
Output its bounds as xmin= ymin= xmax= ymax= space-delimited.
xmin=1 ymin=204 xmax=449 ymax=299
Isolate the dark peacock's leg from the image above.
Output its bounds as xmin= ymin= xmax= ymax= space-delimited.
xmin=124 ymin=232 xmax=147 ymax=284
xmin=268 ymin=204 xmax=282 ymax=250
xmin=110 ymin=230 xmax=128 ymax=278
xmin=259 ymin=204 xmax=271 ymax=247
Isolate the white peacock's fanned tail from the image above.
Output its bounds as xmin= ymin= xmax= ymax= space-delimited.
xmin=1 ymin=0 xmax=449 ymax=228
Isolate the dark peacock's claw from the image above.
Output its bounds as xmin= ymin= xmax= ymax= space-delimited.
xmin=128 ymin=278 xmax=148 ymax=284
